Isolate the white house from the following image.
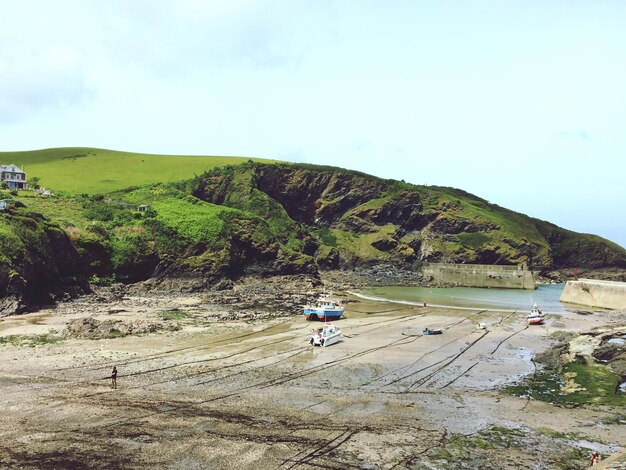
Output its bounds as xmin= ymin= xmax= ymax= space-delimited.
xmin=0 ymin=164 xmax=27 ymax=189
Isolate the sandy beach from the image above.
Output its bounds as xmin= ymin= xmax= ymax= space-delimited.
xmin=0 ymin=285 xmax=624 ymax=469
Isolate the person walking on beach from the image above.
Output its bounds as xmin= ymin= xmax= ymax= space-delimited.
xmin=111 ymin=366 xmax=117 ymax=390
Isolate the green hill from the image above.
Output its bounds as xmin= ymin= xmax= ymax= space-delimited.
xmin=0 ymin=147 xmax=276 ymax=194
xmin=1 ymin=151 xmax=625 ymax=315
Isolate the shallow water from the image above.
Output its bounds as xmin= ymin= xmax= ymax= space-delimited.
xmin=353 ymin=284 xmax=580 ymax=313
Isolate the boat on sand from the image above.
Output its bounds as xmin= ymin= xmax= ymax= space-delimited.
xmin=303 ymin=295 xmax=345 ymax=321
xmin=310 ymin=324 xmax=342 ymax=347
xmin=527 ymin=304 xmax=545 ymax=325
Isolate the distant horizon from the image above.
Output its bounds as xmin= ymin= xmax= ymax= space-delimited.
xmin=1 ymin=1 xmax=624 ymax=248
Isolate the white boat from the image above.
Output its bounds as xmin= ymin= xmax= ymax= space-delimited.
xmin=527 ymin=304 xmax=545 ymax=325
xmin=303 ymin=295 xmax=345 ymax=321
xmin=310 ymin=323 xmax=342 ymax=347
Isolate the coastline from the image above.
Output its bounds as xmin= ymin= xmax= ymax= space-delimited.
xmin=0 ymin=274 xmax=625 ymax=469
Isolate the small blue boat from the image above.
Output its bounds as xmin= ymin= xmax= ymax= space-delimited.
xmin=303 ymin=296 xmax=345 ymax=321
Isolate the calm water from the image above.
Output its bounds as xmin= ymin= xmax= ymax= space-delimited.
xmin=353 ymin=284 xmax=575 ymax=313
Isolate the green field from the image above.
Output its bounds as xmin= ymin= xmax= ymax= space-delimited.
xmin=0 ymin=147 xmax=278 ymax=194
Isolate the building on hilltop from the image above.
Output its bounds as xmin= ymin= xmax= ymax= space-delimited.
xmin=0 ymin=164 xmax=27 ymax=189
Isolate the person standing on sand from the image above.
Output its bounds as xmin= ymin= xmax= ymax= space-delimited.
xmin=111 ymin=366 xmax=117 ymax=389
xmin=590 ymin=451 xmax=601 ymax=465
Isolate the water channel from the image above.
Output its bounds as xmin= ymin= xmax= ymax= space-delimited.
xmin=352 ymin=283 xmax=588 ymax=314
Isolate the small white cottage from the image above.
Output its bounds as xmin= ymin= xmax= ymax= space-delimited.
xmin=0 ymin=164 xmax=27 ymax=189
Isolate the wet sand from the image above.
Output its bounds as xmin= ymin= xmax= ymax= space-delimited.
xmin=0 ymin=292 xmax=624 ymax=469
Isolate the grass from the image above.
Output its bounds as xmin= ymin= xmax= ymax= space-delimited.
xmin=458 ymin=232 xmax=491 ymax=249
xmin=339 ymin=194 xmax=393 ymax=221
xmin=0 ymin=147 xmax=277 ymax=195
xmin=121 ymin=186 xmax=238 ymax=246
xmin=159 ymin=309 xmax=191 ymax=321
xmin=504 ymin=362 xmax=626 ymax=406
xmin=331 ymin=225 xmax=398 ymax=261
xmin=0 ymin=220 xmax=24 ymax=262
xmin=536 ymin=427 xmax=583 ymax=440
xmin=0 ymin=333 xmax=62 ymax=347
xmin=425 ymin=425 xmax=590 ymax=469
xmin=560 ymin=361 xmax=625 ymax=405
xmin=314 ymin=227 xmax=338 ymax=247
xmin=12 ymin=194 xmax=93 ymax=229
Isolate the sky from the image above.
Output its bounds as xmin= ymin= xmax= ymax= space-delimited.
xmin=1 ymin=0 xmax=625 ymax=248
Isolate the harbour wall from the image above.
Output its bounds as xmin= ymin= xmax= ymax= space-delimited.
xmin=422 ymin=263 xmax=536 ymax=290
xmin=559 ymin=279 xmax=626 ymax=310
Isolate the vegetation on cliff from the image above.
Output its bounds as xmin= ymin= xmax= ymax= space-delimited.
xmin=0 ymin=149 xmax=625 ymax=314
xmin=186 ymin=162 xmax=626 ymax=270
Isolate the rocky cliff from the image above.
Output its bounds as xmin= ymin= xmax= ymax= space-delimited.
xmin=189 ymin=163 xmax=626 ymax=272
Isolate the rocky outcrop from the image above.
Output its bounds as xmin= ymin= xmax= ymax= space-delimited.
xmin=254 ymin=167 xmax=390 ymax=226
xmin=65 ymin=316 xmax=181 ymax=339
xmin=0 ymin=210 xmax=90 ymax=316
xmin=527 ymin=325 xmax=626 ymax=406
xmin=339 ymin=192 xmax=430 ymax=233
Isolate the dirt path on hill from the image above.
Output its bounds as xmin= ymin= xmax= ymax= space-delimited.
xmin=0 ymin=286 xmax=624 ymax=469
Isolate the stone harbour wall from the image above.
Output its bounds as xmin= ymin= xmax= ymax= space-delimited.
xmin=422 ymin=263 xmax=536 ymax=290
xmin=560 ymin=278 xmax=626 ymax=310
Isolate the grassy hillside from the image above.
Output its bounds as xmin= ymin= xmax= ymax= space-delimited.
xmin=1 ymin=157 xmax=624 ymax=314
xmin=0 ymin=147 xmax=277 ymax=194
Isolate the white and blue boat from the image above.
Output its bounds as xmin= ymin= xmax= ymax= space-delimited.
xmin=527 ymin=304 xmax=545 ymax=325
xmin=303 ymin=295 xmax=345 ymax=321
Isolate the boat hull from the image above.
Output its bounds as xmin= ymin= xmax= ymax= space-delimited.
xmin=527 ymin=306 xmax=544 ymax=325
xmin=423 ymin=329 xmax=442 ymax=335
xmin=303 ymin=309 xmax=344 ymax=321
xmin=310 ymin=333 xmax=341 ymax=347
xmin=304 ymin=310 xmax=343 ymax=321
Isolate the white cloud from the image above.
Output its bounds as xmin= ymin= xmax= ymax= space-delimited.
xmin=0 ymin=45 xmax=92 ymax=123
xmin=94 ymin=0 xmax=310 ymax=76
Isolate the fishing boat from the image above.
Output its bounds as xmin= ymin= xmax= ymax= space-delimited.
xmin=310 ymin=323 xmax=342 ymax=347
xmin=422 ymin=327 xmax=443 ymax=335
xmin=527 ymin=304 xmax=545 ymax=325
xmin=303 ymin=295 xmax=345 ymax=321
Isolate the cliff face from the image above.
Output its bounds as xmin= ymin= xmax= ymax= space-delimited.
xmin=191 ymin=163 xmax=626 ymax=271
